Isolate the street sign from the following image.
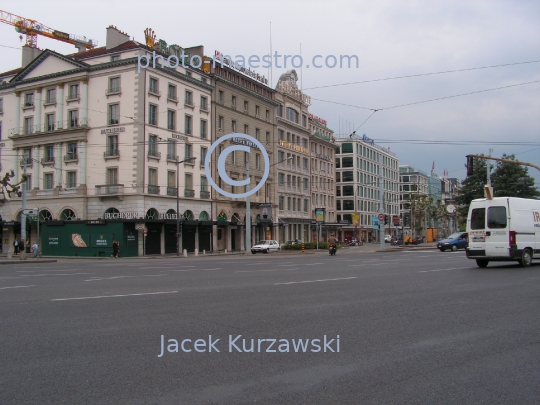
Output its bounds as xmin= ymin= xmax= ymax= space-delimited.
xmin=143 ymin=227 xmax=148 ymax=234
xmin=135 ymin=223 xmax=145 ymax=230
xmin=27 ymin=215 xmax=38 ymax=221
xmin=377 ymin=213 xmax=385 ymax=222
xmin=392 ymin=216 xmax=400 ymax=226
xmin=22 ymin=209 xmax=38 ymax=215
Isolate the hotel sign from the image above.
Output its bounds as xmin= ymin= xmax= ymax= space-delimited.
xmin=101 ymin=127 xmax=125 ymax=134
xmin=276 ymin=81 xmax=311 ymax=105
xmin=279 ymin=140 xmax=308 ymax=154
xmin=215 ymin=51 xmax=269 ymax=86
xmin=104 ymin=212 xmax=181 ymax=220
xmin=362 ymin=134 xmax=375 ymax=145
xmin=314 ymin=153 xmax=331 ymax=161
xmin=309 ymin=114 xmax=327 ymax=126
xmin=172 ymin=133 xmax=188 ymax=141
xmin=231 ymin=137 xmax=261 ymax=150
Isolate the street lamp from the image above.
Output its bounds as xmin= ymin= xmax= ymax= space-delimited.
xmin=176 ymin=157 xmax=196 ymax=256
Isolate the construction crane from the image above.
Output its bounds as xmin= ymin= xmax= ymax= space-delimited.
xmin=0 ymin=9 xmax=97 ymax=51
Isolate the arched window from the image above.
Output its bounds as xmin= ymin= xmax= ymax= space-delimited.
xmin=146 ymin=208 xmax=159 ymax=219
xmin=198 ymin=211 xmax=209 ymax=221
xmin=183 ymin=210 xmax=194 ymax=220
xmin=166 ymin=209 xmax=176 ymax=219
xmin=61 ymin=209 xmax=77 ymax=220
xmin=39 ymin=210 xmax=53 ymax=221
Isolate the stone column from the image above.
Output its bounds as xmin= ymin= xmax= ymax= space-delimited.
xmin=35 ymin=88 xmax=42 ymax=130
xmin=79 ymin=141 xmax=87 ymax=185
xmin=14 ymin=91 xmax=21 ymax=134
xmin=57 ymin=83 xmax=64 ymax=127
xmin=81 ymin=78 xmax=88 ymax=123
xmin=14 ymin=149 xmax=19 ymax=183
xmin=33 ymin=146 xmax=40 ymax=189
xmin=55 ymin=143 xmax=62 ymax=187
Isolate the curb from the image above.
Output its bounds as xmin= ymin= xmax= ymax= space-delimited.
xmin=0 ymin=259 xmax=58 ymax=265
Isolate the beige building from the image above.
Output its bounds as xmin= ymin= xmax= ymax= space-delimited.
xmin=275 ymin=70 xmax=312 ymax=243
xmin=0 ymin=26 xmax=213 ymax=256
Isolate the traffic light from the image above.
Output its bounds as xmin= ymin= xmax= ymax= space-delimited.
xmin=466 ymin=155 xmax=474 ymax=176
xmin=384 ymin=215 xmax=389 ymax=225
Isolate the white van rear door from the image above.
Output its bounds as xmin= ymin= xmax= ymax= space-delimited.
xmin=485 ymin=205 xmax=509 ymax=257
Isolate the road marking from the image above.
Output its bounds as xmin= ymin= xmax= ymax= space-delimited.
xmin=85 ymin=275 xmax=167 ymax=281
xmin=139 ymin=266 xmax=181 ymax=269
xmin=236 ymin=268 xmax=299 ymax=273
xmin=17 ymin=269 xmax=82 ymax=272
xmin=278 ymin=264 xmax=298 ymax=267
xmin=275 ymin=277 xmax=357 ymax=285
xmin=20 ymin=273 xmax=92 ymax=277
xmin=0 ymin=285 xmax=35 ymax=290
xmin=301 ymin=263 xmax=323 ymax=266
xmin=418 ymin=267 xmax=471 ymax=273
xmin=200 ymin=268 xmax=222 ymax=271
xmin=51 ymin=291 xmax=178 ymax=301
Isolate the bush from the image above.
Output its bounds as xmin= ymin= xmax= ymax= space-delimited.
xmin=281 ymin=242 xmax=334 ymax=250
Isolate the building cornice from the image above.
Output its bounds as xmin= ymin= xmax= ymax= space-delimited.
xmin=212 ymin=75 xmax=279 ymax=106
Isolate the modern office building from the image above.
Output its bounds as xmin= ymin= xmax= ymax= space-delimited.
xmin=335 ymin=136 xmax=399 ymax=242
xmin=399 ymin=165 xmax=430 ymax=236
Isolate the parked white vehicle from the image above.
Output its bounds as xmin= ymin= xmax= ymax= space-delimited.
xmin=251 ymin=240 xmax=280 ymax=254
xmin=466 ymin=196 xmax=540 ymax=267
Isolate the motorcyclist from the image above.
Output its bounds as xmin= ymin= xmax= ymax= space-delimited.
xmin=328 ymin=234 xmax=336 ymax=245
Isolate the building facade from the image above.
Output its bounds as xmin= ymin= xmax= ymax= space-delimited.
xmin=399 ymin=165 xmax=430 ymax=237
xmin=0 ymin=26 xmax=214 ymax=256
xmin=336 ymin=136 xmax=399 ymax=243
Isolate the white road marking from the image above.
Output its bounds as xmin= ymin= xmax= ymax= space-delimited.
xmin=418 ymin=267 xmax=471 ymax=273
xmin=200 ymin=268 xmax=222 ymax=271
xmin=85 ymin=275 xmax=167 ymax=282
xmin=0 ymin=285 xmax=35 ymax=290
xmin=51 ymin=291 xmax=178 ymax=301
xmin=138 ymin=266 xmax=180 ymax=269
xmin=275 ymin=277 xmax=357 ymax=285
xmin=20 ymin=273 xmax=92 ymax=277
xmin=245 ymin=262 xmax=272 ymax=266
xmin=17 ymin=269 xmax=82 ymax=272
xmin=236 ymin=268 xmax=299 ymax=273
xmin=278 ymin=264 xmax=298 ymax=267
xmin=301 ymin=263 xmax=323 ymax=266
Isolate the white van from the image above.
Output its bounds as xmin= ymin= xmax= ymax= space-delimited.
xmin=466 ymin=197 xmax=540 ymax=267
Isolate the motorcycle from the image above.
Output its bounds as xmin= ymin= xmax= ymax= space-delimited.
xmin=329 ymin=244 xmax=337 ymax=256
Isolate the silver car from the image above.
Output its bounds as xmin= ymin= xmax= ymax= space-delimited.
xmin=251 ymin=240 xmax=280 ymax=254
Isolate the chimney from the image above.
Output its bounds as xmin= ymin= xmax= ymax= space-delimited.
xmin=106 ymin=26 xmax=130 ymax=50
xmin=22 ymin=45 xmax=41 ymax=68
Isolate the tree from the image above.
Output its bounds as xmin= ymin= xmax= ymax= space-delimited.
xmin=491 ymin=154 xmax=540 ymax=199
xmin=0 ymin=170 xmax=28 ymax=203
xmin=456 ymin=156 xmax=487 ymax=224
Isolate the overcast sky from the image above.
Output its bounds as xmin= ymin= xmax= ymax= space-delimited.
xmin=2 ymin=0 xmax=539 ymax=187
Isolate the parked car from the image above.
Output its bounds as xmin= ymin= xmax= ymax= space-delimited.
xmin=251 ymin=240 xmax=280 ymax=254
xmin=385 ymin=235 xmax=392 ymax=243
xmin=437 ymin=232 xmax=467 ymax=251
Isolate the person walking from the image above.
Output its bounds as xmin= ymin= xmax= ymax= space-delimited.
xmin=112 ymin=241 xmax=119 ymax=258
xmin=13 ymin=239 xmax=19 ymax=254
xmin=32 ymin=242 xmax=39 ymax=258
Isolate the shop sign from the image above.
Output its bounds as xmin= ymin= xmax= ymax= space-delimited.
xmin=101 ymin=127 xmax=125 ymax=134
xmin=231 ymin=137 xmax=260 ymax=150
xmin=92 ymin=234 xmax=112 ymax=247
xmin=309 ymin=114 xmax=327 ymax=126
xmin=48 ymin=236 xmax=59 ymax=245
xmin=279 ymin=140 xmax=308 ymax=154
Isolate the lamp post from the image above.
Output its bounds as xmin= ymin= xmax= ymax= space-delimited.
xmin=176 ymin=157 xmax=196 ymax=257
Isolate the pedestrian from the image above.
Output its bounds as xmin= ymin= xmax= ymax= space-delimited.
xmin=112 ymin=240 xmax=119 ymax=258
xmin=19 ymin=238 xmax=25 ymax=260
xmin=32 ymin=242 xmax=39 ymax=258
xmin=13 ymin=239 xmax=19 ymax=254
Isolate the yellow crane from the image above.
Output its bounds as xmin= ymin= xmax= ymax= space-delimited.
xmin=0 ymin=9 xmax=97 ymax=50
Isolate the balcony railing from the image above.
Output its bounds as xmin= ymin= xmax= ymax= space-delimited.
xmin=41 ymin=157 xmax=55 ymax=165
xmin=106 ymin=86 xmax=121 ymax=95
xmin=167 ymin=93 xmax=178 ymax=102
xmin=66 ymin=93 xmax=80 ymax=101
xmin=167 ymin=187 xmax=177 ymax=196
xmin=19 ymin=157 xmax=33 ymax=167
xmin=23 ymin=101 xmax=34 ymax=108
xmin=64 ymin=153 xmax=78 ymax=161
xmin=200 ymin=190 xmax=210 ymax=199
xmin=167 ymin=154 xmax=179 ymax=162
xmin=104 ymin=149 xmax=120 ymax=158
xmin=8 ymin=118 xmax=89 ymax=136
xmin=95 ymin=184 xmax=124 ymax=195
xmin=148 ymin=150 xmax=161 ymax=159
xmin=184 ymin=189 xmax=195 ymax=198
xmin=148 ymin=185 xmax=160 ymax=194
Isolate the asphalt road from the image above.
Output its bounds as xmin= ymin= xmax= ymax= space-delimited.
xmin=1 ymin=249 xmax=539 ymax=404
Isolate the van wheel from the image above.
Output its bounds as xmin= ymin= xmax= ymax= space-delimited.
xmin=518 ymin=249 xmax=532 ymax=267
xmin=451 ymin=245 xmax=458 ymax=252
xmin=476 ymin=259 xmax=489 ymax=268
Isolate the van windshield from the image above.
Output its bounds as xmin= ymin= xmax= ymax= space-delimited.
xmin=471 ymin=208 xmax=485 ymax=229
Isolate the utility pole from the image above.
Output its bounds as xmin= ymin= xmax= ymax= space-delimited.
xmin=246 ymin=160 xmax=251 ymax=253
xmin=487 ymin=148 xmax=493 ymax=186
xmin=20 ymin=157 xmax=27 ymax=260
xmin=379 ymin=153 xmax=385 ymax=250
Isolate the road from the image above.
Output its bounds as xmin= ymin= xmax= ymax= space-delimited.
xmin=1 ymin=249 xmax=539 ymax=404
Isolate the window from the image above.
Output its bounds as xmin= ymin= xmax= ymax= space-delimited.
xmin=46 ymin=89 xmax=55 ymax=103
xmin=201 ymin=176 xmax=208 ymax=191
xmin=256 ymin=128 xmax=260 ymax=140
xmin=107 ymin=135 xmax=118 ymax=155
xmin=471 ymin=208 xmax=485 ymax=230
xmin=266 ymin=109 xmax=270 ymax=120
xmin=278 ymin=129 xmax=284 ymax=140
xmin=200 ymin=146 xmax=207 ymax=166
xmin=488 ymin=207 xmax=507 ymax=229
xmin=303 ymin=158 xmax=308 ymax=169
xmin=185 ymin=173 xmax=193 ymax=189
xmin=304 ymin=199 xmax=308 ymax=212
xmin=168 ymin=171 xmax=176 ymax=188
xmin=342 ymin=171 xmax=354 ymax=182
xmin=24 ymin=117 xmax=34 ymax=134
xmin=149 ymin=77 xmax=158 ymax=94
xmin=279 ymin=196 xmax=284 ymax=210
xmin=24 ymin=174 xmax=31 ymax=191
xmin=278 ymin=173 xmax=284 ymax=185
xmin=67 ymin=171 xmax=77 ymax=188
xmin=218 ymin=90 xmax=224 ymax=103
xmin=185 ymin=143 xmax=192 ymax=159
xmin=148 ymin=168 xmax=158 ymax=195
xmin=342 ymin=143 xmax=353 ymax=153
xmin=185 ymin=90 xmax=193 ymax=105
xmin=167 ymin=110 xmax=175 ymax=130
xmin=231 ymin=95 xmax=236 ymax=107
xmin=108 ymin=104 xmax=119 ymax=125
xmin=106 ymin=168 xmax=118 ymax=185
xmin=68 ymin=84 xmax=79 ymax=99
xmin=303 ymin=178 xmax=308 ymax=190
xmin=168 ymin=84 xmax=177 ymax=100
xmin=200 ymin=119 xmax=207 ymax=138
xmin=302 ymin=114 xmax=307 ymax=127
xmin=277 ymin=105 xmax=283 ymax=117
xmin=46 ymin=113 xmax=55 ymax=131
xmin=218 ymin=116 xmax=224 ymax=130
xmin=24 ymin=93 xmax=34 ymax=107
xmin=278 ymin=150 xmax=284 ymax=162
xmin=149 ymin=135 xmax=158 ymax=156
xmin=200 ymin=95 xmax=208 ymax=110
xmin=342 ymin=157 xmax=354 ymax=168
xmin=67 ymin=142 xmax=77 ymax=158
xmin=44 ymin=173 xmax=54 ymax=189
xmin=231 ymin=120 xmax=237 ymax=132
xmin=185 ymin=115 xmax=192 ymax=134
xmin=69 ymin=110 xmax=79 ymax=127
xmin=255 ymin=105 xmax=260 ymax=117
xmin=266 ymin=131 xmax=270 ymax=144
xmin=287 ymin=197 xmax=291 ymax=210
xmin=244 ymin=100 xmax=248 ymax=113
xmin=167 ymin=140 xmax=176 ymax=160
xmin=149 ymin=104 xmax=157 ymax=125
xmin=109 ymin=77 xmax=120 ymax=93
xmin=256 ymin=153 xmax=260 ymax=169
xmin=244 ymin=152 xmax=248 ymax=163
xmin=0 ymin=97 xmax=3 ymax=112
xmin=244 ymin=124 xmax=248 ymax=134
xmin=286 ymin=107 xmax=299 ymax=123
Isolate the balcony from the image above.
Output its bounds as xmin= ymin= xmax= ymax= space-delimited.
xmin=22 ymin=101 xmax=34 ymax=109
xmin=148 ymin=89 xmax=161 ymax=98
xmin=95 ymin=184 xmax=124 ymax=196
xmin=8 ymin=118 xmax=89 ymax=136
xmin=66 ymin=93 xmax=80 ymax=102
xmin=19 ymin=157 xmax=33 ymax=168
xmin=64 ymin=153 xmax=78 ymax=162
xmin=148 ymin=150 xmax=161 ymax=160
xmin=200 ymin=190 xmax=210 ymax=199
xmin=104 ymin=149 xmax=120 ymax=159
xmin=167 ymin=187 xmax=177 ymax=196
xmin=148 ymin=185 xmax=160 ymax=195
xmin=167 ymin=154 xmax=179 ymax=162
xmin=41 ymin=157 xmax=55 ymax=165
xmin=167 ymin=93 xmax=179 ymax=102
xmin=184 ymin=189 xmax=195 ymax=198
xmin=106 ymin=86 xmax=121 ymax=96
